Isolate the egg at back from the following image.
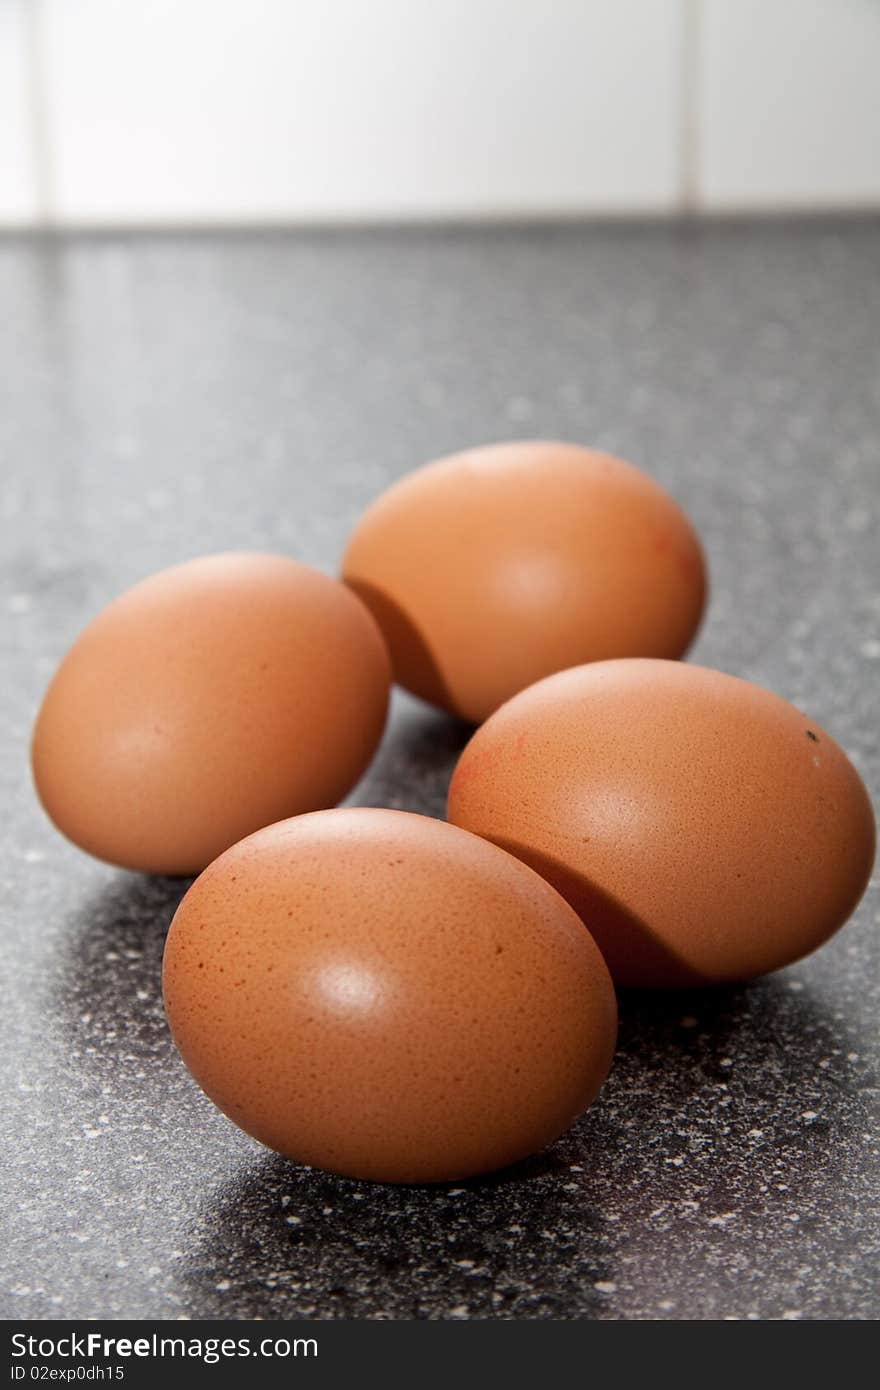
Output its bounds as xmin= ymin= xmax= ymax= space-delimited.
xmin=343 ymin=440 xmax=707 ymax=722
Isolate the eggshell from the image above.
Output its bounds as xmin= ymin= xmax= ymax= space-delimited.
xmin=32 ymin=554 xmax=391 ymax=875
xmin=448 ymin=660 xmax=875 ymax=988
xmin=342 ymin=440 xmax=706 ymax=722
xmin=162 ymin=808 xmax=617 ymax=1183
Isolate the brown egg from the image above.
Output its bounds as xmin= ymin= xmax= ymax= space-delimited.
xmin=448 ymin=660 xmax=875 ymax=988
xmin=342 ymin=440 xmax=706 ymax=722
xmin=162 ymin=808 xmax=617 ymax=1183
xmin=32 ymin=554 xmax=390 ymax=875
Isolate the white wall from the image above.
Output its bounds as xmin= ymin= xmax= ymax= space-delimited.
xmin=2 ymin=0 xmax=879 ymax=227
xmin=0 ymin=0 xmax=37 ymax=223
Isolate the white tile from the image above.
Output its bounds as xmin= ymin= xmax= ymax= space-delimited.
xmin=40 ymin=0 xmax=683 ymax=223
xmin=0 ymin=0 xmax=39 ymax=223
xmin=700 ymin=0 xmax=880 ymax=210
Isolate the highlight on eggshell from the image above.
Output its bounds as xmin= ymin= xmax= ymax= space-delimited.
xmin=31 ymin=552 xmax=391 ymax=876
xmin=342 ymin=439 xmax=707 ymax=723
xmin=447 ymin=658 xmax=876 ymax=989
xmin=162 ymin=808 xmax=618 ymax=1184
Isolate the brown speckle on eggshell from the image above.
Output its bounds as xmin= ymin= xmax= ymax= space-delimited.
xmin=447 ymin=659 xmax=875 ymax=988
xmin=162 ymin=808 xmax=617 ymax=1183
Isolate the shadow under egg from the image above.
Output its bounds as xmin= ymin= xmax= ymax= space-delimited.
xmin=345 ymin=576 xmax=459 ymax=718
xmin=167 ymin=967 xmax=863 ymax=1320
xmin=348 ymin=687 xmax=473 ymax=820
xmin=171 ymin=1132 xmax=619 ymax=1321
xmin=47 ymin=869 xmax=191 ymax=1065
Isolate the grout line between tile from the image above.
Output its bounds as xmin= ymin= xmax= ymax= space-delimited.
xmin=22 ymin=0 xmax=54 ymax=226
xmin=678 ymin=0 xmax=703 ymax=215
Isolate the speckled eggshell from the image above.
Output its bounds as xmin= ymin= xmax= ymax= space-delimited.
xmin=342 ymin=440 xmax=706 ymax=722
xmin=448 ymin=660 xmax=876 ymax=988
xmin=162 ymin=808 xmax=617 ymax=1183
xmin=32 ymin=554 xmax=391 ymax=875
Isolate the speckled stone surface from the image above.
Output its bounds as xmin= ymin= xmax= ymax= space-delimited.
xmin=1 ymin=220 xmax=878 ymax=1321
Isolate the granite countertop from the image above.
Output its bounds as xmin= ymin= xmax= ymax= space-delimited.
xmin=1 ymin=219 xmax=877 ymax=1321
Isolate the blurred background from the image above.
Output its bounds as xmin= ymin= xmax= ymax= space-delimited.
xmin=2 ymin=0 xmax=879 ymax=1324
xmin=2 ymin=0 xmax=880 ymax=227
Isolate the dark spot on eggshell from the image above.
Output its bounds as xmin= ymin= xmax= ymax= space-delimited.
xmin=448 ymin=659 xmax=876 ymax=989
